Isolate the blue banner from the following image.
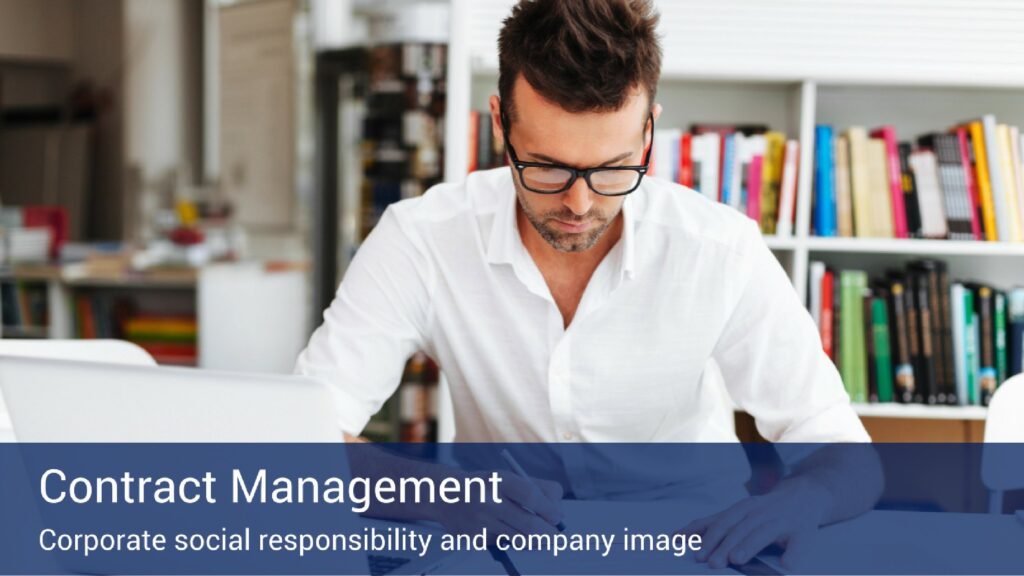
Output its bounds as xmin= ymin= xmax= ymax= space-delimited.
xmin=1 ymin=443 xmax=1022 ymax=575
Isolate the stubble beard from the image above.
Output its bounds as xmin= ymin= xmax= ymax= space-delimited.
xmin=516 ymin=189 xmax=619 ymax=253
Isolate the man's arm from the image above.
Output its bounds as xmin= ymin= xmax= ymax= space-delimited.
xmin=295 ymin=206 xmax=435 ymax=436
xmin=697 ymin=219 xmax=882 ymax=568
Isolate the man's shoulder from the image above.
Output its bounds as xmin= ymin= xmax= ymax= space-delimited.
xmin=634 ymin=177 xmax=760 ymax=252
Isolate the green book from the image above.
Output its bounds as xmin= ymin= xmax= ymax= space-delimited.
xmin=872 ymin=297 xmax=894 ymax=403
xmin=995 ymin=291 xmax=1007 ymax=386
xmin=840 ymin=271 xmax=868 ymax=403
xmin=965 ymin=293 xmax=978 ymax=405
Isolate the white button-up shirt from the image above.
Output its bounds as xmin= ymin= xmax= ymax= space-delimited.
xmin=295 ymin=167 xmax=868 ymax=444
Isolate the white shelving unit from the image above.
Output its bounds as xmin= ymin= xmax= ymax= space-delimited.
xmin=443 ymin=0 xmax=1024 ymax=427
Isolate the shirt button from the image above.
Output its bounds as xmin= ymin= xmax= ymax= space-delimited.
xmin=562 ymin=432 xmax=574 ymax=441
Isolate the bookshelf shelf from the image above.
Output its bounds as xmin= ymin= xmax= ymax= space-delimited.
xmin=763 ymin=236 xmax=799 ymax=251
xmin=852 ymin=403 xmax=988 ymax=422
xmin=805 ymin=237 xmax=1024 ymax=257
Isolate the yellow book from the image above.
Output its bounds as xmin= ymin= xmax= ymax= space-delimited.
xmin=968 ymin=121 xmax=998 ymax=241
xmin=759 ymin=132 xmax=786 ymax=235
xmin=866 ymin=138 xmax=895 ymax=238
xmin=846 ymin=127 xmax=874 ymax=237
xmin=998 ymin=124 xmax=1024 ymax=242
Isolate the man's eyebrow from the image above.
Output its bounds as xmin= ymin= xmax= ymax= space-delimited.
xmin=527 ymin=150 xmax=635 ymax=168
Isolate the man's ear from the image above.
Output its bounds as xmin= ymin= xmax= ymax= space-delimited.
xmin=652 ymin=102 xmax=663 ymax=122
xmin=489 ymin=95 xmax=504 ymax=140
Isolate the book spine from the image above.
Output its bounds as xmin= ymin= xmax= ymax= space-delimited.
xmin=822 ymin=270 xmax=835 ymax=360
xmin=898 ymin=142 xmax=923 ymax=238
xmin=977 ymin=286 xmax=997 ymax=405
xmin=747 ymin=155 xmax=763 ymax=224
xmin=760 ymin=132 xmax=785 ymax=235
xmin=964 ymin=289 xmax=978 ymax=405
xmin=864 ymin=286 xmax=877 ymax=403
xmin=981 ymin=115 xmax=1010 ymax=241
xmin=937 ymin=262 xmax=957 ymax=405
xmin=951 ymin=284 xmax=968 ymax=406
xmin=995 ymin=291 xmax=1007 ymax=385
xmin=932 ymin=134 xmax=975 ymax=240
xmin=679 ymin=133 xmax=693 ymax=188
xmin=721 ymin=134 xmax=736 ymax=206
xmin=871 ymin=126 xmax=909 ymax=238
xmin=835 ymin=135 xmax=854 ymax=238
xmin=913 ymin=270 xmax=938 ymax=404
xmin=775 ymin=140 xmax=799 ymax=237
xmin=997 ymin=125 xmax=1024 ymax=242
xmin=872 ymin=295 xmax=894 ymax=403
xmin=889 ymin=279 xmax=916 ymax=403
xmin=968 ymin=122 xmax=999 ymax=241
xmin=955 ymin=128 xmax=983 ymax=240
xmin=814 ymin=125 xmax=836 ymax=237
xmin=1009 ymin=288 xmax=1024 ymax=376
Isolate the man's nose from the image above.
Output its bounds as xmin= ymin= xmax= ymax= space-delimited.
xmin=562 ymin=177 xmax=594 ymax=216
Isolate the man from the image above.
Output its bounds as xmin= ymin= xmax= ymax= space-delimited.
xmin=297 ymin=0 xmax=880 ymax=568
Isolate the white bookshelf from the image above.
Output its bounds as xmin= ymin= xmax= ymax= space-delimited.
xmin=444 ymin=0 xmax=1024 ymax=425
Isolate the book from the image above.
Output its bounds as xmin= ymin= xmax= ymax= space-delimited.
xmin=871 ymin=289 xmax=894 ymax=403
xmin=678 ymin=133 xmax=693 ymax=187
xmin=810 ymin=261 xmax=826 ymax=330
xmin=981 ymin=115 xmax=1011 ymax=241
xmin=897 ymin=142 xmax=923 ymax=238
xmin=814 ymin=125 xmax=837 ymax=237
xmin=759 ymin=132 xmax=786 ymax=235
xmin=866 ymin=138 xmax=895 ymax=238
xmin=937 ymin=262 xmax=958 ymax=405
xmin=775 ymin=140 xmax=799 ymax=237
xmin=834 ymin=135 xmax=854 ymax=238
xmin=888 ymin=276 xmax=916 ymax=403
xmin=920 ymin=134 xmax=974 ymax=240
xmin=908 ymin=150 xmax=949 ymax=239
xmin=822 ymin=269 xmax=836 ymax=360
xmin=995 ymin=291 xmax=1007 ymax=385
xmin=909 ymin=268 xmax=939 ymax=404
xmin=996 ymin=124 xmax=1024 ymax=241
xmin=954 ymin=127 xmax=983 ymax=240
xmin=840 ymin=270 xmax=868 ymax=403
xmin=721 ymin=133 xmax=738 ymax=207
xmin=747 ymin=155 xmax=763 ymax=224
xmin=951 ymin=283 xmax=968 ymax=405
xmin=964 ymin=287 xmax=978 ymax=405
xmin=864 ymin=285 xmax=878 ymax=402
xmin=969 ymin=284 xmax=998 ymax=405
xmin=966 ymin=121 xmax=999 ymax=241
xmin=870 ymin=126 xmax=909 ymax=238
xmin=846 ymin=127 xmax=873 ymax=238
xmin=691 ymin=132 xmax=720 ymax=202
xmin=1008 ymin=288 xmax=1024 ymax=376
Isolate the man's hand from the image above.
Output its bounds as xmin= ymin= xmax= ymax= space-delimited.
xmin=683 ymin=476 xmax=832 ymax=569
xmin=433 ymin=474 xmax=565 ymax=541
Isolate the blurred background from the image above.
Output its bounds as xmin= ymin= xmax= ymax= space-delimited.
xmin=2 ymin=0 xmax=1024 ymax=452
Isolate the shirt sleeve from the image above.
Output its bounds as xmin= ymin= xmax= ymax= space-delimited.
xmin=294 ymin=206 xmax=435 ymax=436
xmin=711 ymin=219 xmax=870 ymax=443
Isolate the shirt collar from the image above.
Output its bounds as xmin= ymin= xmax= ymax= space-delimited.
xmin=485 ymin=171 xmax=638 ymax=280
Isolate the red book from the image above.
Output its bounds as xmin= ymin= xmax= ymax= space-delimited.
xmin=23 ymin=206 xmax=68 ymax=261
xmin=870 ymin=126 xmax=909 ymax=239
xmin=955 ymin=127 xmax=983 ymax=240
xmin=467 ymin=111 xmax=480 ymax=173
xmin=747 ymin=155 xmax=763 ymax=223
xmin=821 ymin=270 xmax=835 ymax=359
xmin=678 ymin=133 xmax=693 ymax=187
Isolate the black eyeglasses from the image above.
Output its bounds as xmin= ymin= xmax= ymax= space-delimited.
xmin=500 ymin=111 xmax=654 ymax=196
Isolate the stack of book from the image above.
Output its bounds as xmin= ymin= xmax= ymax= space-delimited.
xmin=121 ymin=315 xmax=198 ymax=367
xmin=649 ymin=124 xmax=800 ymax=236
xmin=813 ymin=116 xmax=1024 ymax=241
xmin=0 ymin=281 xmax=48 ymax=335
xmin=809 ymin=259 xmax=1024 ymax=406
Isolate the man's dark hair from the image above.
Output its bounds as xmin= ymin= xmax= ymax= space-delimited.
xmin=498 ymin=0 xmax=661 ymax=124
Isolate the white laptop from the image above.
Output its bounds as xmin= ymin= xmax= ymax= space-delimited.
xmin=0 ymin=355 xmax=457 ymax=575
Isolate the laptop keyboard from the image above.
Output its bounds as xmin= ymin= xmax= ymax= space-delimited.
xmin=368 ymin=554 xmax=412 ymax=576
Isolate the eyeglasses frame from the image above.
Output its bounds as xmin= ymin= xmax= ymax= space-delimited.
xmin=499 ymin=109 xmax=655 ymax=197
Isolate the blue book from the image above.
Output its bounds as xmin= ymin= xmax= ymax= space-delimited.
xmin=720 ymin=134 xmax=736 ymax=206
xmin=814 ymin=125 xmax=837 ymax=237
